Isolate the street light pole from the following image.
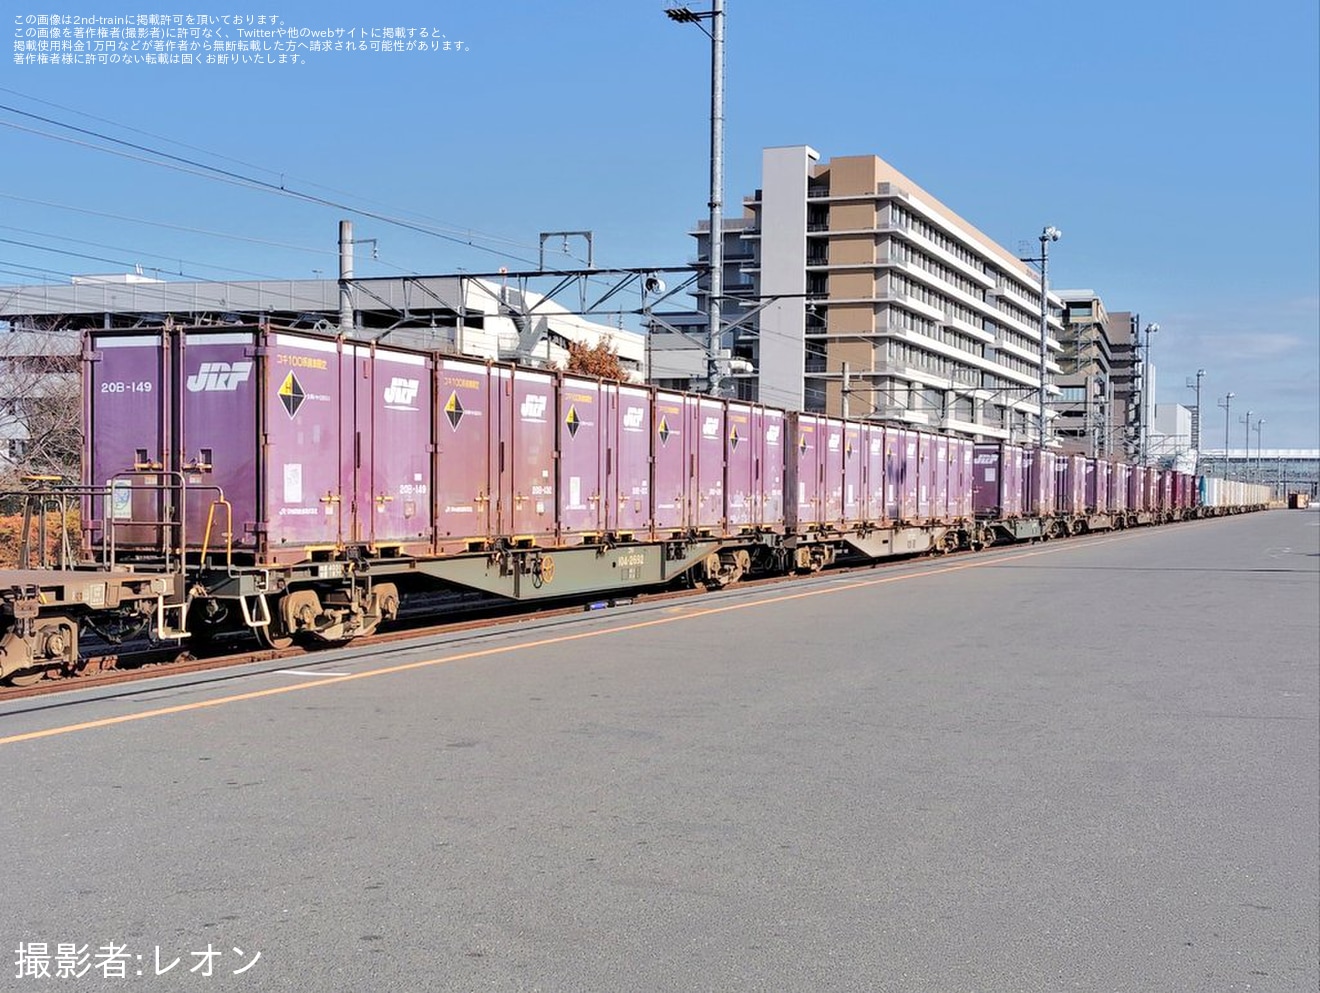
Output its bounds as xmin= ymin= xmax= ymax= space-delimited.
xmin=1241 ymin=410 xmax=1253 ymax=479
xmin=1036 ymin=226 xmax=1060 ymax=459
xmin=1254 ymin=417 xmax=1265 ymax=483
xmin=665 ymin=2 xmax=725 ymax=395
xmin=1218 ymin=392 xmax=1235 ymax=478
xmin=1140 ymin=322 xmax=1159 ymax=465
xmin=1186 ymin=368 xmax=1205 ymax=474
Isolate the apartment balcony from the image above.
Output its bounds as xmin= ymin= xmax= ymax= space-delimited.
xmin=807 ymin=186 xmax=831 ymax=198
xmin=806 ymin=222 xmax=830 ymax=233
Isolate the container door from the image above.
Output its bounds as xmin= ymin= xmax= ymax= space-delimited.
xmin=264 ymin=332 xmax=342 ymax=554
xmin=508 ymin=369 xmax=556 ymax=542
xmin=371 ymin=345 xmax=431 ymax=549
xmin=179 ymin=331 xmax=259 ymax=555
xmin=559 ymin=376 xmax=605 ymax=538
xmin=820 ymin=418 xmax=844 ymax=525
xmin=608 ymin=385 xmax=651 ymax=535
xmin=341 ymin=343 xmax=370 ymax=545
xmin=435 ymin=358 xmax=494 ymax=554
xmin=86 ymin=333 xmax=171 ymax=550
xmin=860 ymin=425 xmax=881 ymax=523
xmin=793 ymin=413 xmax=824 ymax=528
xmin=762 ymin=408 xmax=785 ymax=526
xmin=695 ymin=397 xmax=726 ymax=532
xmin=934 ymin=435 xmax=950 ymax=522
xmin=652 ymin=391 xmax=689 ymax=532
xmin=725 ymin=403 xmax=755 ymax=530
xmin=915 ymin=432 xmax=932 ymax=520
xmin=842 ymin=421 xmax=863 ymax=525
xmin=902 ymin=432 xmax=920 ymax=521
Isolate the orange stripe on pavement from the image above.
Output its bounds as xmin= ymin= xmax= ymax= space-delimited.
xmin=0 ymin=531 xmax=1140 ymax=747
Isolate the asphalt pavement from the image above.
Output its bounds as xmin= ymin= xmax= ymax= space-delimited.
xmin=3 ymin=510 xmax=1317 ymax=992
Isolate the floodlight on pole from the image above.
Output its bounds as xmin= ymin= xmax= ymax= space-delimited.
xmin=1033 ymin=226 xmax=1060 ymax=460
xmin=1140 ymin=322 xmax=1159 ymax=464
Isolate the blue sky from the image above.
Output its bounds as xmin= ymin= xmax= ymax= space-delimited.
xmin=2 ymin=0 xmax=1317 ymax=446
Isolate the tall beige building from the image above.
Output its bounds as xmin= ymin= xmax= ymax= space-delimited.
xmin=691 ymin=146 xmax=1065 ymax=443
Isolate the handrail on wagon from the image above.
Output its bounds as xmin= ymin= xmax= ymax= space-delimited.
xmin=200 ymin=497 xmax=234 ymax=571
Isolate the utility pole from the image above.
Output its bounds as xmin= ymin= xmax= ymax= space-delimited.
xmin=1022 ymin=226 xmax=1060 ymax=459
xmin=1186 ymin=368 xmax=1205 ymax=475
xmin=665 ymin=2 xmax=724 ymax=395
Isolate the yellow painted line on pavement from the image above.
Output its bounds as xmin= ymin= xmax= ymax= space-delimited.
xmin=0 ymin=530 xmax=1142 ymax=747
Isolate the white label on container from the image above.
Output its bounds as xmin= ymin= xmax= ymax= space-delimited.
xmin=985 ymin=468 xmax=996 ymax=482
xmin=108 ymin=479 xmax=132 ymax=520
xmin=570 ymin=476 xmax=581 ymax=508
xmin=283 ymin=463 xmax=303 ymax=504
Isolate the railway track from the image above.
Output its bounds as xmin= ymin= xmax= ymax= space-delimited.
xmin=0 ymin=542 xmax=985 ymax=704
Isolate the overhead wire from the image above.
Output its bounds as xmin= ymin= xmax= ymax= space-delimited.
xmin=0 ymin=95 xmax=651 ymax=301
xmin=0 ymin=104 xmax=544 ymax=268
xmin=0 ymin=94 xmax=686 ymax=324
xmin=0 ymin=85 xmax=548 ymax=255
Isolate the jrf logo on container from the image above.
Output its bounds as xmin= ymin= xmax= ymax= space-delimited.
xmin=186 ymin=361 xmax=252 ymax=390
xmin=383 ymin=377 xmax=419 ymax=408
xmin=186 ymin=361 xmax=252 ymax=392
xmin=520 ymin=394 xmax=548 ymax=421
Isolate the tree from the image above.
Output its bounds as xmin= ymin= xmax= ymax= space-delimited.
xmin=564 ymin=338 xmax=627 ymax=381
xmin=0 ymin=330 xmax=83 ymax=491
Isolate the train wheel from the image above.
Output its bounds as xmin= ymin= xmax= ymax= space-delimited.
xmin=2 ymin=664 xmax=54 ymax=687
xmin=254 ymin=594 xmax=295 ymax=650
xmin=255 ymin=623 xmax=294 ymax=651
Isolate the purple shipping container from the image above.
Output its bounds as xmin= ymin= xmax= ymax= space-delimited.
xmin=1055 ymin=454 xmax=1087 ymax=517
xmin=1126 ymin=464 xmax=1145 ymax=512
xmin=694 ymin=397 xmax=727 ymax=532
xmin=881 ymin=429 xmax=912 ymax=521
xmin=365 ymin=344 xmax=433 ymax=550
xmin=821 ymin=417 xmax=846 ymax=525
xmin=1110 ymin=462 xmax=1129 ymax=514
xmin=862 ymin=424 xmax=887 ymax=523
xmin=902 ymin=431 xmax=920 ymax=521
xmin=842 ymin=421 xmax=863 ymax=525
xmin=762 ymin=408 xmax=786 ymax=527
xmin=85 ymin=332 xmax=176 ymax=552
xmin=559 ymin=376 xmax=605 ymax=538
xmin=972 ymin=443 xmax=1024 ymax=519
xmin=726 ymin=403 xmax=783 ymax=531
xmin=1084 ymin=458 xmax=1110 ymax=514
xmin=933 ymin=435 xmax=951 ymax=523
xmin=725 ymin=402 xmax=757 ymax=530
xmin=435 ymin=357 xmax=498 ymax=553
xmin=915 ymin=431 xmax=934 ymax=520
xmin=1144 ymin=467 xmax=1160 ymax=512
xmin=87 ymin=328 xmax=435 ymax=566
xmin=786 ymin=412 xmax=825 ymax=529
xmin=507 ymin=369 xmax=557 ymax=542
xmin=653 ymin=391 xmax=695 ymax=532
xmin=956 ymin=438 xmax=975 ymax=520
xmin=606 ymin=385 xmax=651 ymax=536
xmin=1022 ymin=449 xmax=1057 ymax=517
